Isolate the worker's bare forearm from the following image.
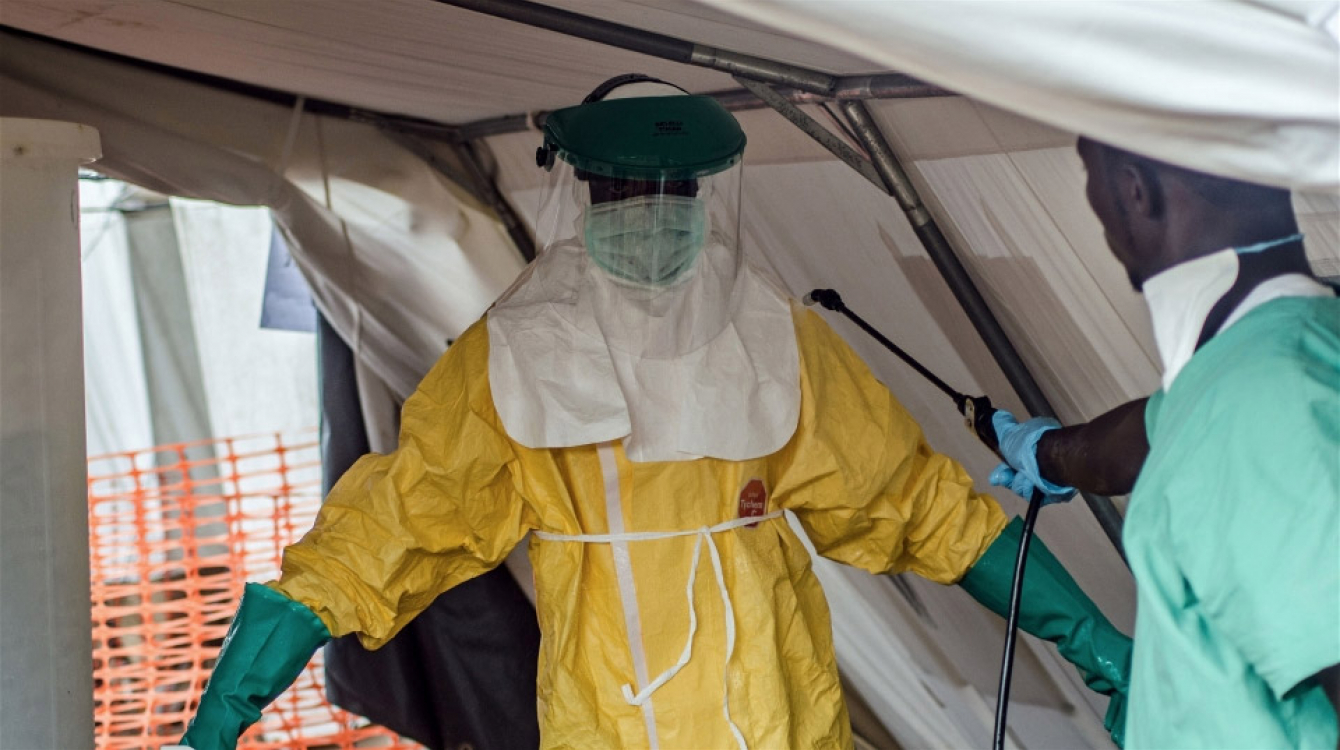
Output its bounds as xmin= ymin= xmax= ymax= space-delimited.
xmin=1036 ymin=398 xmax=1149 ymax=495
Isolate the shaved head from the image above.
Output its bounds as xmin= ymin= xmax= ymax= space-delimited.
xmin=1076 ymin=137 xmax=1297 ymax=290
xmin=1078 ymin=138 xmax=1289 ymax=211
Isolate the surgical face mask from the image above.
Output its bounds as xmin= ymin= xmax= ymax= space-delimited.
xmin=1143 ymin=232 xmax=1303 ymax=389
xmin=584 ymin=194 xmax=707 ymax=287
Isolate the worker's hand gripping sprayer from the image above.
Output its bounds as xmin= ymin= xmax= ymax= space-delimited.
xmin=804 ymin=289 xmax=1129 ymax=750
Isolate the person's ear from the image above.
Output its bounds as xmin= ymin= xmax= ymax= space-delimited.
xmin=1118 ymin=161 xmax=1164 ymax=220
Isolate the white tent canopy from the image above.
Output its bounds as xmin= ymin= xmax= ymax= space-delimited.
xmin=6 ymin=0 xmax=1336 ymax=187
xmin=698 ymin=0 xmax=1340 ymax=191
xmin=2 ymin=1 xmax=1337 ymax=747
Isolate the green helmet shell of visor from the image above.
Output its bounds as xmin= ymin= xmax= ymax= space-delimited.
xmin=536 ymin=95 xmax=747 ymax=180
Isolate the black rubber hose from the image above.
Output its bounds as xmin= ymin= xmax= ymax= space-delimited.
xmin=803 ymin=288 xmax=965 ymax=405
xmin=806 ymin=286 xmax=1044 ymax=750
xmin=993 ymin=491 xmax=1044 ymax=750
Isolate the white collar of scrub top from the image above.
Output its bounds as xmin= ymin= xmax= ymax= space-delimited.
xmin=1144 ymin=247 xmax=1334 ymax=390
xmin=485 ymin=253 xmax=801 ymax=463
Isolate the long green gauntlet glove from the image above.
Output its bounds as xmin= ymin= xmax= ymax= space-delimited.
xmin=178 ymin=583 xmax=332 ymax=750
xmin=959 ymin=517 xmax=1132 ymax=747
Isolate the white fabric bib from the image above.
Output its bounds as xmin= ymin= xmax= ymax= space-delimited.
xmin=1143 ymin=249 xmax=1240 ymax=391
xmin=1144 ymin=245 xmax=1333 ymax=389
xmin=486 ymin=255 xmax=800 ymax=463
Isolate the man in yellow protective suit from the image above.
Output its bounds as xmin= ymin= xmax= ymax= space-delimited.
xmin=176 ymin=76 xmax=1131 ymax=750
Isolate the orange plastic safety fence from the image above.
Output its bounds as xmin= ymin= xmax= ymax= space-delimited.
xmin=87 ymin=430 xmax=422 ymax=750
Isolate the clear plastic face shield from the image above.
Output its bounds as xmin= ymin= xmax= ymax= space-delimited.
xmin=522 ymin=92 xmax=747 ymax=358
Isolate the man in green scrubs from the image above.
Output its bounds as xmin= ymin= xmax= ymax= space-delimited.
xmin=989 ymin=138 xmax=1340 ymax=748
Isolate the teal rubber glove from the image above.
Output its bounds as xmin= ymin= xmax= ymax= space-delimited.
xmin=990 ymin=411 xmax=1076 ymax=505
xmin=960 ymin=517 xmax=1131 ymax=747
xmin=178 ymin=583 xmax=331 ymax=750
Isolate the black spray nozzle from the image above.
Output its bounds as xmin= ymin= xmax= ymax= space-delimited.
xmin=965 ymin=394 xmax=1001 ymax=455
xmin=802 ymin=288 xmax=844 ymax=311
xmin=806 ymin=287 xmax=963 ymax=405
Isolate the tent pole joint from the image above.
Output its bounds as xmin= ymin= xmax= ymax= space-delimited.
xmin=839 ymin=101 xmax=926 ymax=215
xmin=732 ymin=77 xmax=885 ymax=192
xmin=693 ymin=46 xmax=834 ymax=95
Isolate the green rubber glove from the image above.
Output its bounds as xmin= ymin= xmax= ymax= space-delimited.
xmin=959 ymin=517 xmax=1132 ymax=747
xmin=178 ymin=583 xmax=331 ymax=750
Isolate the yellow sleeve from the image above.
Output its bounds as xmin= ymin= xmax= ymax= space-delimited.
xmin=272 ymin=320 xmax=534 ymax=648
xmin=774 ymin=308 xmax=1008 ymax=583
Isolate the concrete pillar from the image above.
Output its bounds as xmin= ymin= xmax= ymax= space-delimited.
xmin=0 ymin=118 xmax=101 ymax=749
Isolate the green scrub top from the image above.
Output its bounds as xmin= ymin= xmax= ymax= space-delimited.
xmin=1124 ymin=295 xmax=1340 ymax=749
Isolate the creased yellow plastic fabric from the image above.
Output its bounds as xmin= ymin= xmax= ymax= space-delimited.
xmin=274 ymin=305 xmax=1006 ymax=750
xmin=274 ymin=325 xmax=535 ymax=646
xmin=778 ymin=307 xmax=1008 ymax=583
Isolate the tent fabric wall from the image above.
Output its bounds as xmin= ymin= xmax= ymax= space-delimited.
xmin=80 ymin=181 xmax=155 ymax=456
xmin=695 ymin=0 xmax=1340 ymax=191
xmin=120 ymin=202 xmax=216 ymax=449
xmin=0 ymin=28 xmax=525 ymax=404
xmin=169 ymin=198 xmax=321 ymax=439
xmin=78 ymin=184 xmax=322 ymax=457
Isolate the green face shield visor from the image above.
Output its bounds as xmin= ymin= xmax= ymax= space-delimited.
xmin=536 ymin=95 xmax=747 ymax=181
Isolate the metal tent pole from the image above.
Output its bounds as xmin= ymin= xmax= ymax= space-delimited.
xmin=434 ymin=0 xmax=834 ymax=93
xmin=455 ymin=140 xmax=538 ymax=262
xmin=732 ymin=76 xmax=885 ymax=191
xmin=441 ymin=0 xmax=957 ymax=105
xmin=453 ymin=78 xmax=950 ymax=142
xmin=841 ymin=101 xmax=1127 ymax=557
xmin=438 ymin=0 xmax=1126 ymax=556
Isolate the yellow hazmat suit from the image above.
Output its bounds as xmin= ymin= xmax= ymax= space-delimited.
xmin=274 ymin=304 xmax=1008 ymax=749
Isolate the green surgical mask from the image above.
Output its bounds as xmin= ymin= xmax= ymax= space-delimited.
xmin=584 ymin=195 xmax=707 ymax=286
